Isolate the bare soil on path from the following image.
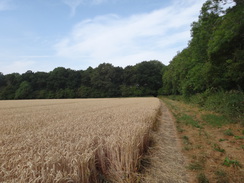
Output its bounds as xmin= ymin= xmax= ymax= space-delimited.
xmin=142 ymin=101 xmax=189 ymax=183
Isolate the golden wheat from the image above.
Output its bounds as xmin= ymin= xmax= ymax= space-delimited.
xmin=0 ymin=98 xmax=160 ymax=183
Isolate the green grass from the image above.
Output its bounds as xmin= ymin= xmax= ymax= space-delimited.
xmin=223 ymin=157 xmax=242 ymax=168
xmin=160 ymin=96 xmax=242 ymax=182
xmin=234 ymin=136 xmax=244 ymax=140
xmin=193 ymin=90 xmax=243 ymax=120
xmin=213 ymin=143 xmax=225 ymax=153
xmin=201 ymin=114 xmax=229 ymax=127
xmin=163 ymin=90 xmax=244 ymax=124
xmin=179 ymin=114 xmax=202 ymax=128
xmin=224 ymin=129 xmax=234 ymax=136
xmin=219 ymin=138 xmax=228 ymax=142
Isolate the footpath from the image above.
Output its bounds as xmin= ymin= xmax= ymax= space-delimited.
xmin=142 ymin=101 xmax=189 ymax=183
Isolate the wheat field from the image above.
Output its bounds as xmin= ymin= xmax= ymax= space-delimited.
xmin=0 ymin=98 xmax=160 ymax=183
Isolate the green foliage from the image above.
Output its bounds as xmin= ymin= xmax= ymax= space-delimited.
xmin=134 ymin=61 xmax=165 ymax=96
xmin=77 ymin=86 xmax=92 ymax=98
xmin=90 ymin=63 xmax=123 ymax=97
xmin=179 ymin=114 xmax=202 ymax=128
xmin=223 ymin=129 xmax=234 ymax=136
xmin=234 ymin=136 xmax=244 ymax=140
xmin=223 ymin=157 xmax=242 ymax=168
xmin=162 ymin=90 xmax=243 ymax=124
xmin=204 ymin=90 xmax=244 ymax=118
xmin=201 ymin=114 xmax=229 ymax=127
xmin=182 ymin=135 xmax=193 ymax=151
xmin=120 ymin=85 xmax=143 ymax=97
xmin=213 ymin=143 xmax=225 ymax=153
xmin=56 ymin=89 xmax=76 ymax=99
xmin=219 ymin=138 xmax=228 ymax=142
xmin=207 ymin=5 xmax=244 ymax=90
xmin=162 ymin=1 xmax=244 ymax=97
xmin=0 ymin=60 xmax=164 ymax=100
xmin=15 ymin=81 xmax=32 ymax=99
xmin=34 ymin=89 xmax=48 ymax=99
xmin=0 ymin=72 xmax=5 ymax=88
xmin=184 ymin=90 xmax=243 ymax=122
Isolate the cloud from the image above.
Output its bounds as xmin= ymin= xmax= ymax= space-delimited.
xmin=18 ymin=55 xmax=53 ymax=59
xmin=0 ymin=0 xmax=13 ymax=11
xmin=62 ymin=0 xmax=83 ymax=17
xmin=55 ymin=0 xmax=205 ymax=67
xmin=91 ymin=0 xmax=109 ymax=5
xmin=1 ymin=60 xmax=36 ymax=74
xmin=62 ymin=0 xmax=111 ymax=16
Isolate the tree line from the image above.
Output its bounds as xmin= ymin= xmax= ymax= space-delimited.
xmin=0 ymin=61 xmax=164 ymax=99
xmin=161 ymin=0 xmax=243 ymax=96
xmin=0 ymin=0 xmax=243 ymax=100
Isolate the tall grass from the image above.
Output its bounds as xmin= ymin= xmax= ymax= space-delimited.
xmin=204 ymin=90 xmax=243 ymax=118
xmin=0 ymin=98 xmax=160 ymax=183
xmin=165 ymin=90 xmax=244 ymax=123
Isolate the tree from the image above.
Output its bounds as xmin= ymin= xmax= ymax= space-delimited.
xmin=134 ymin=61 xmax=165 ymax=96
xmin=162 ymin=0 xmax=243 ymax=96
xmin=33 ymin=72 xmax=49 ymax=91
xmin=0 ymin=72 xmax=5 ymax=88
xmin=207 ymin=3 xmax=244 ymax=89
xmin=1 ymin=73 xmax=21 ymax=99
xmin=123 ymin=66 xmax=137 ymax=86
xmin=77 ymin=86 xmax=93 ymax=98
xmin=215 ymin=0 xmax=244 ymax=6
xmin=91 ymin=63 xmax=123 ymax=97
xmin=15 ymin=81 xmax=32 ymax=99
xmin=47 ymin=67 xmax=69 ymax=91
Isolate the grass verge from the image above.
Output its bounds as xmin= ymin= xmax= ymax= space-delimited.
xmin=159 ymin=96 xmax=244 ymax=183
xmin=165 ymin=90 xmax=244 ymax=125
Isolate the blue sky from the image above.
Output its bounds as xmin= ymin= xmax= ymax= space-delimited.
xmin=0 ymin=0 xmax=207 ymax=74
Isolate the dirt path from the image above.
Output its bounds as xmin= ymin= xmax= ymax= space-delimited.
xmin=142 ymin=101 xmax=189 ymax=183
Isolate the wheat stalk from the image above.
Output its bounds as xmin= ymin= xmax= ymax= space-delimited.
xmin=0 ymin=98 xmax=160 ymax=182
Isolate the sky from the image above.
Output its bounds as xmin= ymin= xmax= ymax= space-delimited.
xmin=0 ymin=0 xmax=207 ymax=74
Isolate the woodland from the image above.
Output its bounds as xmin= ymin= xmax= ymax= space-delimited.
xmin=0 ymin=0 xmax=243 ymax=101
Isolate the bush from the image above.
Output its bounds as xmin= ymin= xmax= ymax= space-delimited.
xmin=204 ymin=90 xmax=243 ymax=119
xmin=182 ymin=90 xmax=244 ymax=122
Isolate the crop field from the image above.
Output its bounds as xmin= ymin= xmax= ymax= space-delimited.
xmin=0 ymin=98 xmax=160 ymax=183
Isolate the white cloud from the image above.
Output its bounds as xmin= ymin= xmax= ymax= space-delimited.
xmin=1 ymin=60 xmax=36 ymax=74
xmin=62 ymin=0 xmax=83 ymax=17
xmin=91 ymin=0 xmax=109 ymax=5
xmin=55 ymin=0 xmax=206 ymax=67
xmin=0 ymin=0 xmax=13 ymax=11
xmin=62 ymin=0 xmax=112 ymax=16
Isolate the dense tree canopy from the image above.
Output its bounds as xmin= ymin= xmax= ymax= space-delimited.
xmin=162 ymin=0 xmax=244 ymax=96
xmin=0 ymin=61 xmax=165 ymax=99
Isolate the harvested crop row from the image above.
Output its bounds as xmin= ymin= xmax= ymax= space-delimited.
xmin=0 ymin=98 xmax=160 ymax=183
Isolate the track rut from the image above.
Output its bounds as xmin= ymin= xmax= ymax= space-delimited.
xmin=142 ymin=101 xmax=189 ymax=183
